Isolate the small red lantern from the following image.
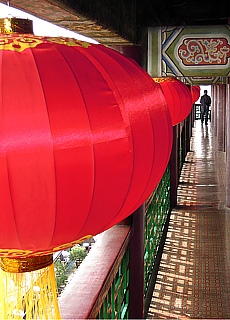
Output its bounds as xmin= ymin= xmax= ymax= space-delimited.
xmin=153 ymin=77 xmax=192 ymax=125
xmin=190 ymin=85 xmax=201 ymax=104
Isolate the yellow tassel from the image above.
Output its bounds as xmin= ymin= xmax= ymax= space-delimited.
xmin=0 ymin=255 xmax=61 ymax=319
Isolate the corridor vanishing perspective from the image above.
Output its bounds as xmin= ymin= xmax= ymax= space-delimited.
xmin=148 ymin=120 xmax=230 ymax=319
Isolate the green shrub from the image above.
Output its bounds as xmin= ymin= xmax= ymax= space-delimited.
xmin=54 ymin=259 xmax=68 ymax=294
xmin=69 ymin=245 xmax=87 ymax=262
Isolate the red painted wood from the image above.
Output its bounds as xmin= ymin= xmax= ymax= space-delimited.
xmin=59 ymin=225 xmax=131 ymax=319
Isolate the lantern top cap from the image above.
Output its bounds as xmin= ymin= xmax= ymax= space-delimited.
xmin=0 ymin=17 xmax=33 ymax=34
xmin=152 ymin=77 xmax=177 ymax=84
xmin=0 ymin=33 xmax=92 ymax=53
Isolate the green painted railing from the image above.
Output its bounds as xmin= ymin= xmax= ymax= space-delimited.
xmin=144 ymin=165 xmax=170 ymax=296
xmin=96 ymin=248 xmax=130 ymax=319
xmin=96 ymin=164 xmax=171 ymax=317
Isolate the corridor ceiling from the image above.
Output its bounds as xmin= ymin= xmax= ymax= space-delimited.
xmin=0 ymin=0 xmax=229 ymax=45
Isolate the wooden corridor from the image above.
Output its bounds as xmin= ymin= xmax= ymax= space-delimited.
xmin=147 ymin=120 xmax=230 ymax=319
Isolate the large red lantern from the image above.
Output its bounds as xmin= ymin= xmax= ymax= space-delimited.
xmin=153 ymin=77 xmax=192 ymax=125
xmin=0 ymin=31 xmax=172 ymax=318
xmin=190 ymin=85 xmax=201 ymax=104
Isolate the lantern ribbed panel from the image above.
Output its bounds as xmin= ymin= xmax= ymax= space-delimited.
xmin=153 ymin=77 xmax=193 ymax=126
xmin=190 ymin=85 xmax=201 ymax=104
xmin=0 ymin=35 xmax=172 ymax=257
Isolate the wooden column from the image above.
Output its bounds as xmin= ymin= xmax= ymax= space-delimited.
xmin=129 ymin=205 xmax=145 ymax=318
xmin=186 ymin=114 xmax=191 ymax=153
xmin=217 ymin=84 xmax=226 ymax=151
xmin=181 ymin=123 xmax=186 ymax=168
xmin=226 ymin=81 xmax=230 ymax=207
xmin=170 ymin=125 xmax=179 ymax=208
xmin=109 ymin=44 xmax=142 ymax=65
xmin=212 ymin=85 xmax=217 ymax=136
xmin=110 ymin=44 xmax=145 ymax=319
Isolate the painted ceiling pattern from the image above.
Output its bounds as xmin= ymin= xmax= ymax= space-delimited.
xmin=0 ymin=0 xmax=131 ymax=45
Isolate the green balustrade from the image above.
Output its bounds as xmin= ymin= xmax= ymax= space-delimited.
xmin=144 ymin=165 xmax=170 ymax=296
xmin=95 ymin=164 xmax=171 ymax=317
xmin=96 ymin=248 xmax=130 ymax=319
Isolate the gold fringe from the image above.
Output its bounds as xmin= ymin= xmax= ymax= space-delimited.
xmin=0 ymin=259 xmax=61 ymax=319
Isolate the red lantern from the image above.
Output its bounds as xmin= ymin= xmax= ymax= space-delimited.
xmin=152 ymin=77 xmax=192 ymax=125
xmin=0 ymin=29 xmax=174 ymax=319
xmin=0 ymin=34 xmax=172 ymax=258
xmin=190 ymin=85 xmax=201 ymax=104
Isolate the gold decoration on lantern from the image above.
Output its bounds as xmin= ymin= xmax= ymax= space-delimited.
xmin=0 ymin=35 xmax=43 ymax=52
xmin=0 ymin=255 xmax=53 ymax=273
xmin=0 ymin=234 xmax=93 ymax=258
xmin=48 ymin=36 xmax=91 ymax=48
xmin=0 ymin=32 xmax=91 ymax=53
xmin=153 ymin=77 xmax=176 ymax=83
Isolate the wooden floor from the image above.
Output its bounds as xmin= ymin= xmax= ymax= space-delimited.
xmin=147 ymin=120 xmax=230 ymax=319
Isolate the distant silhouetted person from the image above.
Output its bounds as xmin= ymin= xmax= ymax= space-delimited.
xmin=200 ymin=90 xmax=211 ymax=125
